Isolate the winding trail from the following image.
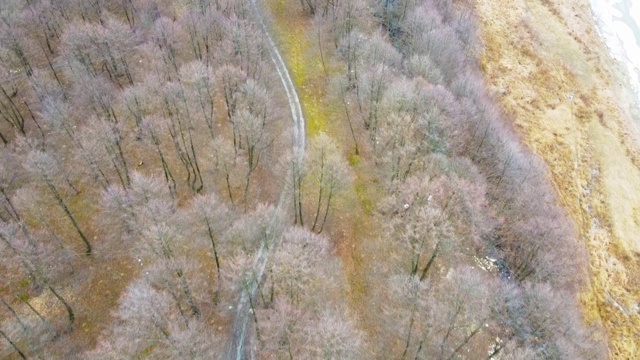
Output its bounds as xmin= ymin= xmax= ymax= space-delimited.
xmin=225 ymin=0 xmax=305 ymax=358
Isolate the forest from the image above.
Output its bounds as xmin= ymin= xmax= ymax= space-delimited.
xmin=0 ymin=0 xmax=607 ymax=358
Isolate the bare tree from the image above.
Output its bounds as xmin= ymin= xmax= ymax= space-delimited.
xmin=21 ymin=2 xmax=67 ymax=89
xmin=212 ymin=136 xmax=237 ymax=204
xmin=356 ymin=32 xmax=401 ymax=127
xmin=326 ymin=0 xmax=372 ymax=48
xmin=99 ymin=171 xmax=174 ymax=255
xmin=329 ymin=76 xmax=360 ymax=155
xmin=0 ymin=148 xmax=25 ymax=223
xmin=233 ymin=109 xmax=271 ymax=210
xmin=1 ymin=221 xmax=76 ymax=330
xmin=384 ymin=185 xmax=454 ymax=281
xmin=150 ymin=16 xmax=190 ymax=82
xmin=277 ymin=148 xmax=305 ymax=225
xmin=141 ymin=254 xmax=203 ymax=319
xmin=378 ymin=0 xmax=415 ymax=38
xmin=0 ymin=220 xmax=38 ymax=289
xmin=58 ymin=14 xmax=139 ymax=87
xmin=257 ymin=227 xmax=363 ymax=358
xmin=407 ymin=54 xmax=444 ymax=84
xmin=337 ymin=30 xmax=365 ymax=90
xmin=496 ymin=282 xmax=606 ymax=359
xmin=377 ymin=267 xmax=498 ymax=360
xmin=0 ymin=328 xmax=28 ymax=360
xmin=24 ymin=149 xmax=91 ymax=255
xmin=216 ymin=64 xmax=247 ymax=148
xmin=39 ymin=96 xmax=110 ymax=190
xmin=178 ymin=8 xmax=230 ymax=67
xmin=225 ymin=17 xmax=265 ymax=79
xmin=382 ymin=162 xmax=490 ymax=281
xmin=221 ymin=204 xmax=281 ymax=257
xmin=0 ymin=3 xmax=31 ymax=73
xmin=426 ymin=268 xmax=497 ymax=360
xmin=74 ymin=117 xmax=129 ymax=189
xmin=69 ymin=75 xmax=131 ymax=186
xmin=179 ymin=193 xmax=232 ymax=298
xmin=259 ymin=299 xmax=364 ymax=359
xmin=376 ymin=113 xmax=420 ymax=186
xmin=178 ymin=60 xmax=216 ymax=141
xmin=0 ymin=66 xmax=34 ymax=137
xmin=256 ymin=298 xmax=304 ymax=358
xmin=306 ymin=133 xmax=352 ymax=233
xmin=267 ymin=227 xmax=335 ymax=305
xmin=98 ymin=14 xmax=139 ymax=86
xmin=89 ymin=278 xmax=224 ymax=359
xmin=159 ymin=80 xmax=204 ymax=193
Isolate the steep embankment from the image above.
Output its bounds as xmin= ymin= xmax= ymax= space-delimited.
xmin=476 ymin=0 xmax=640 ymax=357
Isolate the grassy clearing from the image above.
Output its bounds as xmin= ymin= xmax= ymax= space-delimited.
xmin=266 ymin=0 xmax=380 ymax=340
xmin=476 ymin=0 xmax=640 ymax=356
xmin=267 ymin=0 xmax=328 ymax=137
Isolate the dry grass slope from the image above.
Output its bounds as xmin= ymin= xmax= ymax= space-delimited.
xmin=476 ymin=0 xmax=640 ymax=357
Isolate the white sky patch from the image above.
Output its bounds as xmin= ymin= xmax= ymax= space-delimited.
xmin=590 ymin=0 xmax=640 ymax=104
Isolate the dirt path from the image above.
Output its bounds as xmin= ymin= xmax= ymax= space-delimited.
xmin=225 ymin=0 xmax=306 ymax=357
xmin=475 ymin=0 xmax=640 ymax=357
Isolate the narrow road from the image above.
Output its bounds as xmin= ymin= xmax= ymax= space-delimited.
xmin=225 ymin=0 xmax=305 ymax=358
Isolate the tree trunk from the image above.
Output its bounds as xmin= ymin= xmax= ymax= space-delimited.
xmin=1 ymin=298 xmax=28 ymax=331
xmin=19 ymin=296 xmax=46 ymax=322
xmin=0 ymin=329 xmax=27 ymax=359
xmin=1 ymin=187 xmax=21 ymax=221
xmin=43 ymin=175 xmax=92 ymax=255
xmin=204 ymin=218 xmax=222 ymax=298
xmin=341 ymin=95 xmax=359 ymax=155
xmin=176 ymin=268 xmax=200 ymax=317
xmin=224 ymin=171 xmax=234 ymax=205
xmin=49 ymin=285 xmax=75 ymax=328
xmin=419 ymin=240 xmax=440 ymax=281
xmin=311 ymin=151 xmax=326 ymax=231
xmin=318 ymin=185 xmax=334 ymax=234
xmin=445 ymin=324 xmax=482 ymax=360
xmin=401 ymin=310 xmax=416 ymax=359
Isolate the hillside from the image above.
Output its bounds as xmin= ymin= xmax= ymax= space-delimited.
xmin=476 ymin=0 xmax=640 ymax=357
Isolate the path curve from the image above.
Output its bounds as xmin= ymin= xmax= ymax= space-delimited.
xmin=225 ymin=0 xmax=306 ymax=358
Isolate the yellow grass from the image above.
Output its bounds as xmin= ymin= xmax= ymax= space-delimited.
xmin=476 ymin=0 xmax=640 ymax=357
xmin=266 ymin=0 xmax=381 ymax=341
xmin=268 ymin=0 xmax=329 ymax=136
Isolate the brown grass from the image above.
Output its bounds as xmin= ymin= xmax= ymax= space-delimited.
xmin=475 ymin=0 xmax=640 ymax=357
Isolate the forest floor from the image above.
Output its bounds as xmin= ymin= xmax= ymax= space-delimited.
xmin=475 ymin=0 xmax=640 ymax=357
xmin=265 ymin=0 xmax=381 ymax=344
